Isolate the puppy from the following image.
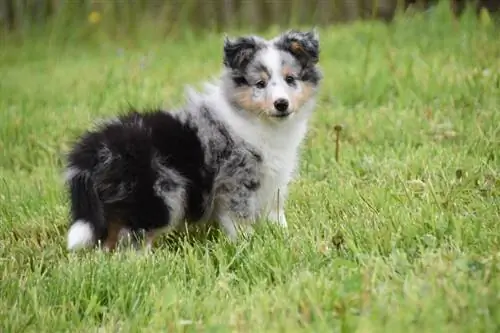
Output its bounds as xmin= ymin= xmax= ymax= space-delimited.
xmin=65 ymin=30 xmax=322 ymax=251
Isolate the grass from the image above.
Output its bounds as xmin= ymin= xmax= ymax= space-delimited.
xmin=1 ymin=4 xmax=499 ymax=333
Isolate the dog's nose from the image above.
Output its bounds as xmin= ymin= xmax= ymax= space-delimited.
xmin=274 ymin=99 xmax=289 ymax=112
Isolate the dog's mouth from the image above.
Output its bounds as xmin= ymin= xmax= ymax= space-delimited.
xmin=269 ymin=111 xmax=293 ymax=119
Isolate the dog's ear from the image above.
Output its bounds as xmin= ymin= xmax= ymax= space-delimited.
xmin=275 ymin=29 xmax=320 ymax=67
xmin=223 ymin=36 xmax=260 ymax=70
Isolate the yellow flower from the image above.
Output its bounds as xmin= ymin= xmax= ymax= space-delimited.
xmin=88 ymin=11 xmax=101 ymax=24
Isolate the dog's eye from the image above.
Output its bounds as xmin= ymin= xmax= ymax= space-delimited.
xmin=255 ymin=80 xmax=267 ymax=89
xmin=285 ymin=76 xmax=296 ymax=85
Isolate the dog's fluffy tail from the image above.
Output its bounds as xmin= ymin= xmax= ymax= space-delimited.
xmin=66 ymin=170 xmax=105 ymax=251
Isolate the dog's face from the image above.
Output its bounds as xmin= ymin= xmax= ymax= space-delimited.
xmin=223 ymin=30 xmax=321 ymax=121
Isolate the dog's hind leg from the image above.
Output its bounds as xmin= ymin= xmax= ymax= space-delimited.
xmin=102 ymin=219 xmax=124 ymax=252
xmin=66 ymin=170 xmax=106 ymax=251
xmin=149 ymin=165 xmax=188 ymax=251
xmin=144 ymin=227 xmax=175 ymax=252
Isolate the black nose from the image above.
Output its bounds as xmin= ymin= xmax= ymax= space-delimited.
xmin=274 ymin=99 xmax=289 ymax=112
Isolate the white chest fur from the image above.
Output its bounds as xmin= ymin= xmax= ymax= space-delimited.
xmin=227 ymin=109 xmax=309 ymax=217
xmin=202 ymin=86 xmax=314 ymax=219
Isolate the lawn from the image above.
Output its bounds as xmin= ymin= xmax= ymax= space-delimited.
xmin=0 ymin=5 xmax=499 ymax=333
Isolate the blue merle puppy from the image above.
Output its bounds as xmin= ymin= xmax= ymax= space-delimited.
xmin=65 ymin=30 xmax=322 ymax=251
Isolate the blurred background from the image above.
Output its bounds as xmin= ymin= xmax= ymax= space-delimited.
xmin=1 ymin=0 xmax=499 ymax=39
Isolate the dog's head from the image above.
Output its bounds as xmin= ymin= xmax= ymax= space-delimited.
xmin=222 ymin=30 xmax=322 ymax=122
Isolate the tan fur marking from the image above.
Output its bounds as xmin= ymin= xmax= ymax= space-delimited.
xmin=291 ymin=41 xmax=304 ymax=53
xmin=232 ymin=87 xmax=273 ymax=115
xmin=259 ymin=71 xmax=270 ymax=81
xmin=103 ymin=219 xmax=122 ymax=251
xmin=292 ymin=82 xmax=315 ymax=110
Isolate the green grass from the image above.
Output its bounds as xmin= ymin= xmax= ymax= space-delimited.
xmin=1 ymin=5 xmax=499 ymax=333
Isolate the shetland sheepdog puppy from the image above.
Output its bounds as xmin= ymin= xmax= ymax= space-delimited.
xmin=65 ymin=30 xmax=322 ymax=251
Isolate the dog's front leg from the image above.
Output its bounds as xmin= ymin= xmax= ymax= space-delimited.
xmin=267 ymin=208 xmax=287 ymax=228
xmin=217 ymin=211 xmax=239 ymax=241
xmin=266 ymin=187 xmax=288 ymax=228
xmin=214 ymin=201 xmax=256 ymax=242
xmin=216 ymin=211 xmax=255 ymax=241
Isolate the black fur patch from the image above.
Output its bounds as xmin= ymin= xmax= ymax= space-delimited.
xmin=275 ymin=30 xmax=320 ymax=67
xmin=299 ymin=66 xmax=322 ymax=85
xmin=231 ymin=75 xmax=249 ymax=87
xmin=223 ymin=36 xmax=262 ymax=71
xmin=66 ymin=109 xmax=214 ymax=239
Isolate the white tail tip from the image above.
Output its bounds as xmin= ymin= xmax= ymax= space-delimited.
xmin=67 ymin=220 xmax=94 ymax=250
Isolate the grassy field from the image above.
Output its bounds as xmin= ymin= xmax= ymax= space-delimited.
xmin=1 ymin=5 xmax=499 ymax=333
